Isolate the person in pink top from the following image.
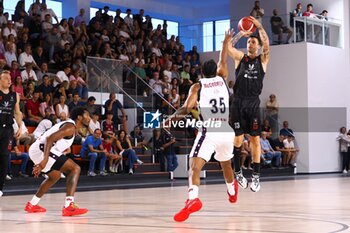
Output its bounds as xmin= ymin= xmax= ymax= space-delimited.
xmin=12 ymin=75 xmax=25 ymax=101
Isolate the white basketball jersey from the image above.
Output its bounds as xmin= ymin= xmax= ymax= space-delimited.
xmin=198 ymin=76 xmax=230 ymax=131
xmin=37 ymin=119 xmax=75 ymax=155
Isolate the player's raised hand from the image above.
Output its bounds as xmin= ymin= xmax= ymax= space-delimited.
xmin=224 ymin=29 xmax=235 ymax=43
xmin=249 ymin=16 xmax=262 ymax=28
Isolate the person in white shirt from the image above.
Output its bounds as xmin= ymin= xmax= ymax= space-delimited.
xmin=40 ymin=3 xmax=59 ymax=24
xmin=21 ymin=63 xmax=38 ymax=83
xmin=12 ymin=117 xmax=35 ymax=146
xmin=89 ymin=112 xmax=101 ymax=134
xmin=54 ymin=66 xmax=71 ymax=87
xmin=18 ymin=44 xmax=39 ymax=69
xmin=283 ymin=135 xmax=298 ymax=168
xmin=2 ymin=21 xmax=17 ymax=39
xmin=123 ymin=9 xmax=133 ymax=31
xmin=4 ymin=42 xmax=17 ymax=67
xmin=33 ymin=114 xmax=57 ymax=139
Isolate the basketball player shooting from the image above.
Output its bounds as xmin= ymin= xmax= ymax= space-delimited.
xmin=163 ymin=33 xmax=238 ymax=222
xmin=24 ymin=107 xmax=90 ymax=216
xmin=227 ymin=16 xmax=270 ymax=192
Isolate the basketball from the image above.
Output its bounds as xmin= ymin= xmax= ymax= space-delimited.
xmin=238 ymin=16 xmax=257 ymax=33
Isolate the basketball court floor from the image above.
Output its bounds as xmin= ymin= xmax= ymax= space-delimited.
xmin=0 ymin=175 xmax=349 ymax=233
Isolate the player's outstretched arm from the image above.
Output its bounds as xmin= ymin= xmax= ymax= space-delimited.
xmin=217 ymin=29 xmax=234 ymax=80
xmin=249 ymin=16 xmax=270 ymax=67
xmin=162 ymin=83 xmax=200 ymax=127
xmin=33 ymin=123 xmax=75 ymax=177
xmin=14 ymin=93 xmax=23 ymax=139
xmin=227 ymin=30 xmax=251 ymax=69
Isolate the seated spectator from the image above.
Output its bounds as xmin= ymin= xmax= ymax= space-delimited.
xmin=283 ymin=135 xmax=298 ymax=168
xmin=169 ymin=88 xmax=180 ymax=113
xmin=13 ymin=117 xmax=35 ymax=146
xmin=260 ymin=131 xmax=282 ymax=167
xmin=39 ymin=93 xmax=55 ymax=118
xmin=272 ymin=134 xmax=289 ymax=167
xmin=161 ymin=129 xmax=178 ymax=172
xmin=36 ymin=74 xmax=54 ymax=101
xmin=24 ymin=82 xmax=35 ymax=100
xmin=9 ymin=61 xmax=20 ymax=83
xmin=33 ymin=46 xmax=48 ymax=68
xmin=69 ymin=70 xmax=88 ymax=100
xmin=189 ymin=66 xmax=199 ymax=84
xmin=3 ymin=21 xmax=17 ymax=39
xmin=53 ymin=80 xmax=69 ymax=100
xmin=85 ymin=96 xmax=97 ymax=116
xmin=80 ymin=129 xmax=107 ymax=177
xmin=102 ymin=111 xmax=116 ymax=138
xmin=241 ymin=135 xmax=252 ymax=170
xmin=130 ymin=125 xmax=146 ymax=147
xmin=102 ymin=135 xmax=122 ymax=173
xmin=180 ymin=65 xmax=192 ymax=83
xmin=36 ymin=63 xmax=54 ymax=84
xmin=8 ymin=137 xmax=29 ymax=178
xmin=68 ymin=92 xmax=83 ymax=112
xmin=270 ymin=9 xmax=293 ymax=44
xmin=337 ymin=127 xmax=350 ymax=173
xmin=25 ymin=90 xmax=42 ymax=125
xmin=17 ymin=33 xmax=29 ymax=55
xmin=116 ymin=130 xmax=143 ymax=174
xmin=32 ymin=114 xmax=57 ymax=139
xmin=12 ymin=75 xmax=25 ymax=101
xmin=54 ymin=66 xmax=71 ymax=88
xmin=104 ymin=93 xmax=126 ymax=127
xmin=280 ymin=120 xmax=294 ymax=137
xmin=21 ymin=63 xmax=38 ymax=85
xmin=4 ymin=42 xmax=17 ymax=67
xmin=89 ymin=112 xmax=101 ymax=134
xmin=55 ymin=95 xmax=69 ymax=118
xmin=261 ymin=119 xmax=273 ymax=142
xmin=18 ymin=44 xmax=39 ymax=69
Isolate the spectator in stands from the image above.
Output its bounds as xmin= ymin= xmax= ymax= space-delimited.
xmin=57 ymin=41 xmax=73 ymax=66
xmin=162 ymin=129 xmax=178 ymax=172
xmin=169 ymin=88 xmax=180 ymax=113
xmin=102 ymin=135 xmax=121 ymax=173
xmin=41 ymin=14 xmax=53 ymax=37
xmin=102 ymin=111 xmax=116 ymax=138
xmin=241 ymin=135 xmax=252 ymax=170
xmin=271 ymin=9 xmax=293 ymax=44
xmin=4 ymin=42 xmax=17 ymax=67
xmin=188 ymin=46 xmax=200 ymax=62
xmin=116 ymin=130 xmax=143 ymax=174
xmin=260 ymin=131 xmax=282 ymax=167
xmin=53 ymin=80 xmax=69 ymax=100
xmin=39 ymin=93 xmax=54 ymax=117
xmin=55 ymin=95 xmax=69 ymax=118
xmin=33 ymin=113 xmax=56 ymax=140
xmin=36 ymin=74 xmax=54 ymax=100
xmin=9 ymin=61 xmax=20 ymax=83
xmin=337 ymin=127 xmax=350 ymax=173
xmin=41 ymin=3 xmax=59 ymax=24
xmin=151 ymin=41 xmax=162 ymax=57
xmin=28 ymin=14 xmax=42 ymax=43
xmin=74 ymin=8 xmax=85 ymax=27
xmin=261 ymin=119 xmax=273 ymax=143
xmin=180 ymin=65 xmax=191 ymax=83
xmin=266 ymin=94 xmax=279 ymax=134
xmin=280 ymin=120 xmax=294 ymax=137
xmin=33 ymin=46 xmax=48 ymax=68
xmin=12 ymin=75 xmax=25 ymax=101
xmin=13 ymin=116 xmax=35 ymax=147
xmin=124 ymin=9 xmax=133 ymax=31
xmin=8 ymin=137 xmax=29 ymax=178
xmin=17 ymin=33 xmax=29 ymax=55
xmin=89 ymin=112 xmax=101 ymax=134
xmin=36 ymin=63 xmax=51 ymax=84
xmin=272 ymin=134 xmax=289 ymax=167
xmin=24 ymin=82 xmax=35 ymax=100
xmin=18 ymin=44 xmax=38 ymax=69
xmin=250 ymin=0 xmax=265 ymax=24
xmin=68 ymin=92 xmax=83 ymax=112
xmin=149 ymin=71 xmax=166 ymax=110
xmin=283 ymin=135 xmax=298 ymax=168
xmin=3 ymin=21 xmax=17 ymax=40
xmin=302 ymin=4 xmax=316 ymax=18
xmin=54 ymin=66 xmax=70 ymax=87
xmin=25 ymin=90 xmax=42 ymax=125
xmin=80 ymin=129 xmax=108 ymax=177
xmin=130 ymin=125 xmax=146 ymax=147
xmin=69 ymin=69 xmax=88 ymax=100
xmin=86 ymin=96 xmax=97 ymax=116
xmin=189 ymin=66 xmax=199 ymax=84
xmin=104 ymin=93 xmax=126 ymax=127
xmin=21 ymin=63 xmax=38 ymax=85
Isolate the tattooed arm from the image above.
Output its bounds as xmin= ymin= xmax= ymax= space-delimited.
xmin=227 ymin=30 xmax=252 ymax=69
xmin=249 ymin=16 xmax=270 ymax=71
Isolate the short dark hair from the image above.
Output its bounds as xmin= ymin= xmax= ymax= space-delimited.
xmin=249 ymin=35 xmax=262 ymax=46
xmin=70 ymin=106 xmax=88 ymax=120
xmin=88 ymin=96 xmax=96 ymax=102
xmin=307 ymin=4 xmax=313 ymax=8
xmin=202 ymin=59 xmax=217 ymax=78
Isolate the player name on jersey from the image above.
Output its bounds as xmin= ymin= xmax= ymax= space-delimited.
xmin=202 ymin=80 xmax=224 ymax=88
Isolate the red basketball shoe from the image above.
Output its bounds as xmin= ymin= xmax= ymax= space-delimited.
xmin=62 ymin=202 xmax=88 ymax=216
xmin=25 ymin=202 xmax=46 ymax=213
xmin=227 ymin=180 xmax=239 ymax=203
xmin=173 ymin=198 xmax=202 ymax=222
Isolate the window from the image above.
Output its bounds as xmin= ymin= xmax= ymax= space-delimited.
xmin=152 ymin=18 xmax=164 ymax=30
xmin=215 ymin=19 xmax=230 ymax=51
xmin=203 ymin=21 xmax=213 ymax=52
xmin=90 ymin=7 xmax=99 ymax=20
xmin=167 ymin=20 xmax=179 ymax=39
xmin=3 ymin=1 xmax=17 ymax=20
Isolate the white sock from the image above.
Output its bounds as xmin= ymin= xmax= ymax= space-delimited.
xmin=188 ymin=185 xmax=199 ymax=200
xmin=65 ymin=196 xmax=74 ymax=208
xmin=30 ymin=195 xmax=41 ymax=205
xmin=226 ymin=182 xmax=235 ymax=196
xmin=0 ymin=190 xmax=3 ymax=197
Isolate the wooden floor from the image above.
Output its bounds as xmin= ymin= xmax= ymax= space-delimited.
xmin=1 ymin=176 xmax=350 ymax=233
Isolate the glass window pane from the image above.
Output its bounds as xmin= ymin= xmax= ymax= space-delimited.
xmin=152 ymin=18 xmax=164 ymax=30
xmin=25 ymin=0 xmax=34 ymax=12
xmin=203 ymin=21 xmax=213 ymax=52
xmin=46 ymin=0 xmax=62 ymax=21
xmin=167 ymin=20 xmax=178 ymax=39
xmin=90 ymin=7 xmax=99 ymax=20
xmin=215 ymin=19 xmax=230 ymax=51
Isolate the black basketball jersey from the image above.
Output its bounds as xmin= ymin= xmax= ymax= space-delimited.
xmin=234 ymin=54 xmax=265 ymax=97
xmin=0 ymin=90 xmax=16 ymax=128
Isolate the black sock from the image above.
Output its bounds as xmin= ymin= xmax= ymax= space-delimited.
xmin=253 ymin=163 xmax=260 ymax=176
xmin=233 ymin=146 xmax=242 ymax=174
